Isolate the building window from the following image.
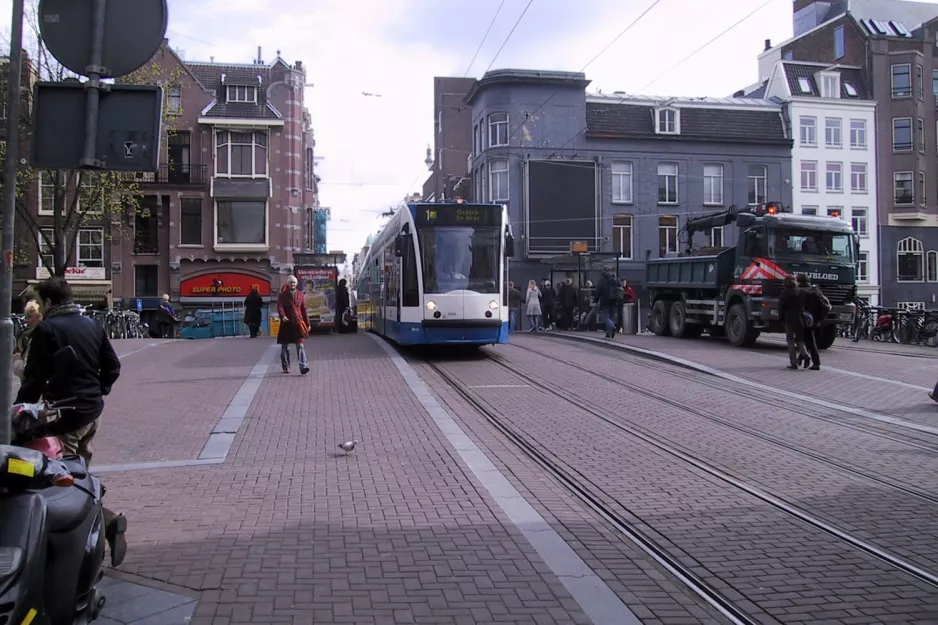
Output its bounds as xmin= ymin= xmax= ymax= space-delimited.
xmin=167 ymin=85 xmax=181 ymax=115
xmin=134 ymin=265 xmax=159 ymax=298
xmin=933 ymin=69 xmax=938 ymax=100
xmin=825 ymin=118 xmax=842 ymax=147
xmin=850 ymin=208 xmax=868 ymax=236
xmin=894 ymin=171 xmax=914 ymax=204
xmin=436 ymin=110 xmax=442 ymax=135
xmin=893 ymin=118 xmax=912 ymax=151
xmin=488 ymin=158 xmax=509 ymax=202
xmin=473 ymin=124 xmax=481 ymax=156
xmin=821 ymin=75 xmax=840 ymax=98
xmin=747 ymin=165 xmax=766 ymax=205
xmin=216 ymin=200 xmax=267 ymax=245
xmin=658 ymin=215 xmax=678 ymax=256
xmin=858 ymin=251 xmax=869 ymax=282
xmin=76 ymin=228 xmax=104 ymax=268
xmin=799 ymin=116 xmax=816 ymax=146
xmin=929 ymin=251 xmax=938 ymax=282
xmin=850 ymin=163 xmax=867 ymax=193
xmin=897 ymin=237 xmax=924 ymax=281
xmin=801 ymin=206 xmax=818 ymax=216
xmin=800 ymin=161 xmax=817 ymax=192
xmin=917 ymin=64 xmax=925 ymax=100
xmin=37 ymin=228 xmax=55 ymax=269
xmin=657 ymin=162 xmax=678 ymax=203
xmin=708 ymin=226 xmax=724 ymax=248
xmin=215 ymin=131 xmax=267 ymax=177
xmin=656 ymin=108 xmax=678 ymax=134
xmin=305 ymin=147 xmax=315 ymax=190
xmin=920 ymin=172 xmax=927 ymax=206
xmin=849 ymin=119 xmax=867 ymax=148
xmin=134 ymin=206 xmax=159 ymax=255
xmin=892 ymin=64 xmax=911 ymax=97
xmin=488 ymin=112 xmax=508 ymax=147
xmin=38 ymin=171 xmax=55 ymax=215
xmin=825 ymin=162 xmax=842 ymax=192
xmin=612 ymin=214 xmax=632 ymax=259
xmin=919 ymin=118 xmax=926 ymax=153
xmin=834 ymin=25 xmax=845 ymax=59
xmin=611 ymin=162 xmax=633 ymax=203
xmin=226 ymin=85 xmax=257 ymax=103
xmin=826 ymin=207 xmax=843 ymax=218
xmin=180 ymin=197 xmax=203 ymax=246
xmin=703 ymin=163 xmax=723 ymax=204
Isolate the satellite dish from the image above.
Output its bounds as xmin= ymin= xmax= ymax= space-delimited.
xmin=38 ymin=0 xmax=169 ymax=78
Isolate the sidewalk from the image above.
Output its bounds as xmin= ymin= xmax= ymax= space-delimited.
xmin=99 ymin=334 xmax=594 ymax=624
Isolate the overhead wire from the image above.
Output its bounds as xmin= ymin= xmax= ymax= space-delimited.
xmin=484 ymin=0 xmax=535 ymax=73
xmin=464 ymin=0 xmax=506 ymax=77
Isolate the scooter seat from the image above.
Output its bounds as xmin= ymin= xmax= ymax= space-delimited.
xmin=39 ymin=484 xmax=94 ymax=534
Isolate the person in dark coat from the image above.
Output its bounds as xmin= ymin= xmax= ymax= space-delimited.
xmin=277 ymin=276 xmax=310 ymax=375
xmin=557 ymin=278 xmax=577 ymax=330
xmin=507 ymin=281 xmax=522 ymax=334
xmin=779 ymin=275 xmax=808 ymax=370
xmin=540 ymin=279 xmax=556 ymax=330
xmin=335 ymin=279 xmax=351 ymax=334
xmin=243 ymin=288 xmax=263 ymax=338
xmin=796 ymin=274 xmax=823 ymax=370
xmin=593 ymin=267 xmax=624 ymax=339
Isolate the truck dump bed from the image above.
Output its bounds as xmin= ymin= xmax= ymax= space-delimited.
xmin=645 ymin=249 xmax=735 ymax=291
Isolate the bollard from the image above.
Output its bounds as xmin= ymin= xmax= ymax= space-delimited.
xmin=622 ymin=303 xmax=639 ymax=335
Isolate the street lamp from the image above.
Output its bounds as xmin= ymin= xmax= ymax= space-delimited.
xmin=424 ymin=145 xmax=433 ymax=170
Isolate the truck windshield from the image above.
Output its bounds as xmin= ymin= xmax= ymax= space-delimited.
xmin=770 ymin=229 xmax=854 ymax=264
xmin=419 ymin=226 xmax=500 ymax=294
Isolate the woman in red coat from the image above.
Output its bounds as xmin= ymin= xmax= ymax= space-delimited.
xmin=277 ymin=275 xmax=310 ymax=375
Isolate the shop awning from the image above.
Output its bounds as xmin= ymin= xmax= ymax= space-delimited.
xmin=26 ymin=280 xmax=112 ymax=303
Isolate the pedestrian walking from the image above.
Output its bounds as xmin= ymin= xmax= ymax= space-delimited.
xmin=507 ymin=281 xmax=522 ymax=334
xmin=277 ymin=276 xmax=310 ymax=375
xmin=541 ymin=279 xmax=556 ymax=330
xmin=594 ymin=266 xmax=624 ymax=338
xmin=796 ymin=274 xmax=828 ymax=370
xmin=243 ymin=287 xmax=263 ymax=338
xmin=157 ymin=294 xmax=178 ymax=339
xmin=557 ymin=278 xmax=576 ymax=330
xmin=12 ymin=299 xmax=41 ymax=379
xmin=525 ymin=280 xmax=542 ymax=332
xmin=779 ymin=275 xmax=808 ymax=370
xmin=335 ymin=279 xmax=351 ymax=334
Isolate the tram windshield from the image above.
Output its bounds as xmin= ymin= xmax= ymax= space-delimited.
xmin=419 ymin=226 xmax=500 ymax=294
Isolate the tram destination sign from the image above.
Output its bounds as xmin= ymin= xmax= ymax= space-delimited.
xmin=416 ymin=205 xmax=500 ymax=227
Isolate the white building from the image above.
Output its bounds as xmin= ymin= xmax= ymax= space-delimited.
xmin=756 ymin=60 xmax=880 ymax=304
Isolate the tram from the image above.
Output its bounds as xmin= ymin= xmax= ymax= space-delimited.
xmin=356 ymin=201 xmax=514 ymax=346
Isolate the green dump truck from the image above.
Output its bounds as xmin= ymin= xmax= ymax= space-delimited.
xmin=645 ymin=203 xmax=859 ymax=350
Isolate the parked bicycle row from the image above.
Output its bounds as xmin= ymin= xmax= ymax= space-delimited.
xmin=839 ymin=305 xmax=938 ymax=346
xmin=13 ymin=308 xmax=150 ymax=343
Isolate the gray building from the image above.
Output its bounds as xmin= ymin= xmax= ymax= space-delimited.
xmin=465 ymin=70 xmax=793 ymax=290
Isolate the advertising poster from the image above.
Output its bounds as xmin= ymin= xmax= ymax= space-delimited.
xmin=295 ymin=266 xmax=337 ymax=328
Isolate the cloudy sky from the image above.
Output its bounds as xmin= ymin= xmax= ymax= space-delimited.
xmin=4 ymin=0 xmax=835 ymax=254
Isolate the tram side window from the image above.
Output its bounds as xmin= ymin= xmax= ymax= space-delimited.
xmin=402 ymin=234 xmax=419 ymax=307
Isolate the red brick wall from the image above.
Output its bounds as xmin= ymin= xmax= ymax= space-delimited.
xmin=783 ymin=16 xmax=866 ymax=66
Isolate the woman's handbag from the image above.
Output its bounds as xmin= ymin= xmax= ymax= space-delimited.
xmin=298 ymin=318 xmax=310 ymax=338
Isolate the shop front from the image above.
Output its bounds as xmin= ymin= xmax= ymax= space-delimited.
xmin=27 ymin=266 xmax=112 ymax=308
xmin=178 ymin=272 xmax=273 ymax=337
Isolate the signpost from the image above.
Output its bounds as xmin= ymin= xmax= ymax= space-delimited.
xmin=0 ymin=0 xmax=169 ymax=444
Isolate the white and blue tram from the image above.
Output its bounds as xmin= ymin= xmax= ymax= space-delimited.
xmin=357 ymin=201 xmax=514 ymax=346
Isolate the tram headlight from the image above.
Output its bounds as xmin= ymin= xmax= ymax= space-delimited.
xmin=425 ymin=300 xmax=437 ymax=311
xmin=488 ymin=300 xmax=499 ymax=310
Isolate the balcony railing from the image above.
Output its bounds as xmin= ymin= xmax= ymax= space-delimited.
xmin=121 ymin=164 xmax=207 ymax=186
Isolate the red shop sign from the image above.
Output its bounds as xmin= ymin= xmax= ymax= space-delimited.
xmin=180 ymin=273 xmax=271 ymax=297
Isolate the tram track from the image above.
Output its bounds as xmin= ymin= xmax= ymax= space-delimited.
xmin=419 ymin=349 xmax=938 ymax=624
xmin=509 ymin=340 xmax=938 ymax=505
xmin=479 ymin=347 xmax=938 ymax=588
xmin=542 ymin=332 xmax=938 ymax=448
xmin=421 ymin=358 xmax=760 ymax=625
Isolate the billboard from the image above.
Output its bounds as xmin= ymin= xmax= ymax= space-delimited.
xmin=180 ymin=272 xmax=271 ymax=297
xmin=525 ymin=160 xmax=597 ymax=256
xmin=295 ymin=266 xmax=337 ymax=327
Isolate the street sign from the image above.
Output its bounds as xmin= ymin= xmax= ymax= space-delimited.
xmin=136 ymin=298 xmax=143 ymax=312
xmin=31 ymin=82 xmax=163 ymax=171
xmin=38 ymin=0 xmax=168 ymax=78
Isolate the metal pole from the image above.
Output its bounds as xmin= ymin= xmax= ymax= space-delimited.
xmin=0 ymin=0 xmax=25 ymax=445
xmin=80 ymin=0 xmax=107 ymax=169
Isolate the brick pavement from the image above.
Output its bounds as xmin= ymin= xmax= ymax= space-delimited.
xmin=501 ymin=337 xmax=938 ymax=573
xmin=551 ymin=331 xmax=938 ymax=428
xmin=100 ymin=334 xmax=596 ymax=624
xmin=433 ymin=344 xmax=938 ymax=623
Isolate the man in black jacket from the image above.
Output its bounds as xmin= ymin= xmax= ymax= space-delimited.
xmin=15 ymin=277 xmax=127 ymax=565
xmin=594 ymin=266 xmax=624 ymax=338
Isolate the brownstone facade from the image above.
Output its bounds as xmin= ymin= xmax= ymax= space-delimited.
xmin=422 ymin=77 xmax=474 ymax=201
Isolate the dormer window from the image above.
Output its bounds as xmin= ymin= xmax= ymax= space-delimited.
xmin=844 ymin=82 xmax=858 ymax=97
xmin=656 ymin=108 xmax=679 ymax=134
xmin=797 ymin=77 xmax=812 ymax=94
xmin=227 ymin=85 xmax=257 ymax=103
xmin=816 ymin=72 xmax=840 ymax=98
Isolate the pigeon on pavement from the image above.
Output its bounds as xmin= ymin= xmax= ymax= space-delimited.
xmin=338 ymin=440 xmax=359 ymax=455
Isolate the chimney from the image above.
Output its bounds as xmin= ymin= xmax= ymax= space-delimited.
xmin=764 ymin=38 xmax=772 ymax=51
xmin=257 ymin=46 xmax=262 ymax=64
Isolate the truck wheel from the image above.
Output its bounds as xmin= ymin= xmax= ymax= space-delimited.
xmin=726 ymin=302 xmax=759 ymax=347
xmin=650 ymin=300 xmax=672 ymax=336
xmin=816 ymin=325 xmax=837 ymax=350
xmin=668 ymin=302 xmax=702 ymax=338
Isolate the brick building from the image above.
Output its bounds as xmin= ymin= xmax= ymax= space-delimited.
xmin=760 ymin=0 xmax=938 ymax=307
xmin=422 ymin=77 xmax=474 ymax=201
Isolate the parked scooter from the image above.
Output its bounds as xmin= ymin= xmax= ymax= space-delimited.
xmin=0 ymin=399 xmax=109 ymax=624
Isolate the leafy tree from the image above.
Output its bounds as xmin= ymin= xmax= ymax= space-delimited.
xmin=2 ymin=0 xmax=183 ymax=278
